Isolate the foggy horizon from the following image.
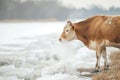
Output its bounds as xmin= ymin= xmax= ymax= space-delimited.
xmin=0 ymin=0 xmax=120 ymax=21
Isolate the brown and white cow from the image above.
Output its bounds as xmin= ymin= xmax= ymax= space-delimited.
xmin=59 ymin=15 xmax=120 ymax=72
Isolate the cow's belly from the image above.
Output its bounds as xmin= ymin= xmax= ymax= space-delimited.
xmin=88 ymin=39 xmax=120 ymax=50
xmin=88 ymin=40 xmax=108 ymax=50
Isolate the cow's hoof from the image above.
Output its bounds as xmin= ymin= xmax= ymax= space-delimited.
xmin=104 ymin=67 xmax=109 ymax=70
xmin=91 ymin=70 xmax=99 ymax=73
xmin=104 ymin=65 xmax=109 ymax=70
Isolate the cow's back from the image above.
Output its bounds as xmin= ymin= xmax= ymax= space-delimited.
xmin=100 ymin=16 xmax=120 ymax=43
xmin=85 ymin=15 xmax=120 ymax=43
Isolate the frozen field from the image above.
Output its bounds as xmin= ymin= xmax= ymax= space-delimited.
xmin=0 ymin=22 xmax=119 ymax=80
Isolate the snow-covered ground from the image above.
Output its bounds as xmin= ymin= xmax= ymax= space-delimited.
xmin=0 ymin=22 xmax=119 ymax=80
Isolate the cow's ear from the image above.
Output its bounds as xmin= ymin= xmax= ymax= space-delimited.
xmin=67 ymin=21 xmax=75 ymax=30
xmin=67 ymin=21 xmax=72 ymax=26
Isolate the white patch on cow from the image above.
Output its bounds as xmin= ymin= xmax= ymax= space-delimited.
xmin=88 ymin=40 xmax=111 ymax=50
xmin=105 ymin=17 xmax=113 ymax=25
xmin=88 ymin=41 xmax=97 ymax=50
xmin=88 ymin=40 xmax=108 ymax=50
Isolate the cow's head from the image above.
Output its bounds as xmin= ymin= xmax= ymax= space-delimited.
xmin=59 ymin=21 xmax=77 ymax=42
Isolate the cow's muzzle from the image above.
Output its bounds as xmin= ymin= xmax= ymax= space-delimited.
xmin=59 ymin=38 xmax=62 ymax=42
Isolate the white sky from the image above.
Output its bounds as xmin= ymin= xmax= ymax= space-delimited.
xmin=59 ymin=0 xmax=120 ymax=10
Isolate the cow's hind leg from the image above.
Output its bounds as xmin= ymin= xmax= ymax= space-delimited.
xmin=109 ymin=42 xmax=120 ymax=49
xmin=101 ymin=47 xmax=109 ymax=70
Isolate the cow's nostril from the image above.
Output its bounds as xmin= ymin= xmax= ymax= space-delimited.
xmin=59 ymin=38 xmax=62 ymax=42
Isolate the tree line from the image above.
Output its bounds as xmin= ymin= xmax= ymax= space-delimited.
xmin=0 ymin=0 xmax=120 ymax=21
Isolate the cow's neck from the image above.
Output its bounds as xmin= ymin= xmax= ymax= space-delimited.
xmin=76 ymin=31 xmax=89 ymax=46
xmin=73 ymin=18 xmax=93 ymax=47
xmin=74 ymin=25 xmax=90 ymax=46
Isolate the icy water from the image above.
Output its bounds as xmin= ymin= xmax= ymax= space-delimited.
xmin=0 ymin=22 xmax=99 ymax=80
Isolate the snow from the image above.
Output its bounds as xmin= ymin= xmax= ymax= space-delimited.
xmin=0 ymin=22 xmax=117 ymax=80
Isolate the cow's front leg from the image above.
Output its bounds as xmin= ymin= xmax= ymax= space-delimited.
xmin=94 ymin=46 xmax=102 ymax=72
xmin=101 ymin=47 xmax=109 ymax=70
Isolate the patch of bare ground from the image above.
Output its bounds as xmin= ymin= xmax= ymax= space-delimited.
xmin=77 ymin=51 xmax=120 ymax=80
xmin=92 ymin=51 xmax=120 ymax=80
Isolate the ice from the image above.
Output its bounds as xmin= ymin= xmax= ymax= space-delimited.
xmin=41 ymin=61 xmax=80 ymax=76
xmin=0 ymin=65 xmax=15 ymax=74
xmin=5 ymin=68 xmax=34 ymax=80
xmin=0 ymin=65 xmax=34 ymax=80
xmin=81 ymin=72 xmax=91 ymax=76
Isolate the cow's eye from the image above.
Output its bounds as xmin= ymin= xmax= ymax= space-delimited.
xmin=65 ymin=30 xmax=69 ymax=32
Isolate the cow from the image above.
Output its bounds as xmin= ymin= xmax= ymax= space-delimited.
xmin=59 ymin=15 xmax=120 ymax=72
